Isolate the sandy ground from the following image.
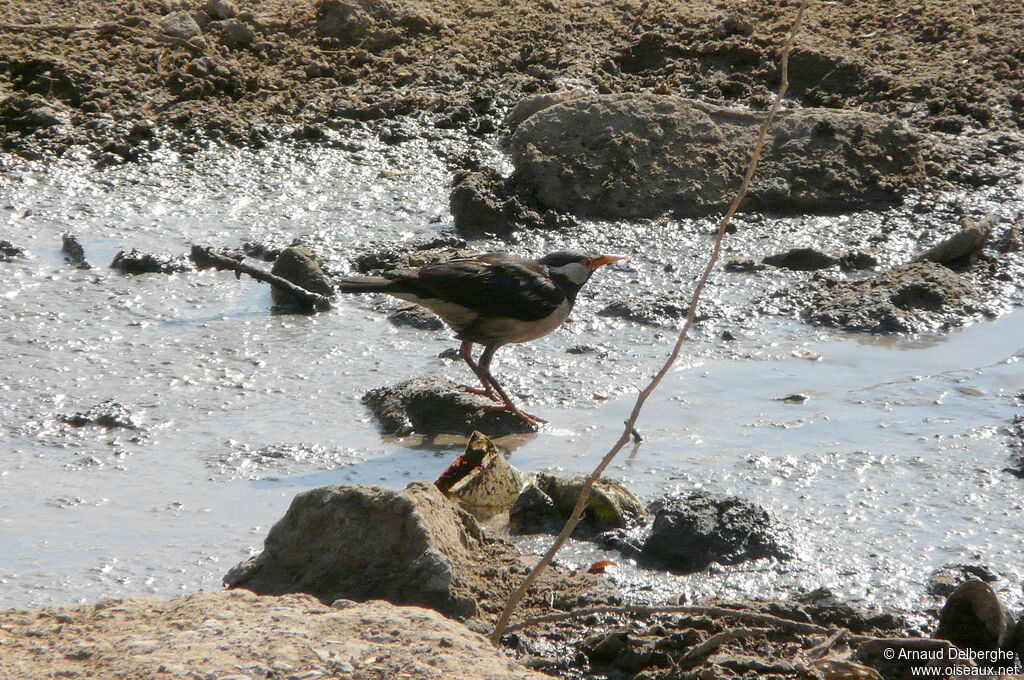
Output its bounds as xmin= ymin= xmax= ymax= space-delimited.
xmin=0 ymin=0 xmax=1022 ymax=162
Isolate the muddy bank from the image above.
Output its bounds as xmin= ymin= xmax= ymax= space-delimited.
xmin=1 ymin=0 xmax=1022 ymax=180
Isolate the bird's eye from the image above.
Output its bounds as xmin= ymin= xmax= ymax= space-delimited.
xmin=581 ymin=258 xmax=593 ymax=268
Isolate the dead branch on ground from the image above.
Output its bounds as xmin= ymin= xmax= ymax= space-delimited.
xmin=190 ymin=245 xmax=333 ymax=311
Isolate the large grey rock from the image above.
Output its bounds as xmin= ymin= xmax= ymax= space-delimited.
xmin=504 ymin=89 xmax=590 ymax=132
xmin=224 ymin=483 xmax=481 ymax=618
xmin=364 ymin=376 xmax=538 ymax=437
xmin=510 ymin=94 xmax=926 ymax=218
xmin=638 ymin=491 xmax=793 ymax=573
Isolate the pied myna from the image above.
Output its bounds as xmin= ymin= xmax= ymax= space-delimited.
xmin=338 ymin=251 xmax=625 ymax=424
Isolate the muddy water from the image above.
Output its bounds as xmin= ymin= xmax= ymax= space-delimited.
xmin=1 ymin=138 xmax=1022 ymax=616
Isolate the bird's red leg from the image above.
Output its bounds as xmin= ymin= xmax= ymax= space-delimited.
xmin=456 ymin=341 xmax=498 ymax=401
xmin=476 ymin=343 xmax=547 ymax=425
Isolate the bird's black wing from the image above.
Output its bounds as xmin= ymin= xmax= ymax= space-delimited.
xmin=386 ymin=254 xmax=565 ymax=321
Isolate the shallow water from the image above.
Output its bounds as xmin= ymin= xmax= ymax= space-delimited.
xmin=1 ymin=137 xmax=1022 ymax=617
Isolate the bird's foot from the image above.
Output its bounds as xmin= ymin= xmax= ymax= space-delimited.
xmin=482 ymin=403 xmax=548 ymax=425
xmin=457 ymin=385 xmax=499 ymax=401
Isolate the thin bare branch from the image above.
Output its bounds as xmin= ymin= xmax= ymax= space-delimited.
xmin=190 ymin=245 xmax=333 ymax=311
xmin=502 ymin=603 xmax=872 ymax=642
xmin=488 ymin=0 xmax=812 ymax=645
xmin=681 ymin=627 xmax=774 ymax=661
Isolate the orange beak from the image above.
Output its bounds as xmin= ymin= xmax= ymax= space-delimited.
xmin=587 ymin=254 xmax=627 ymax=270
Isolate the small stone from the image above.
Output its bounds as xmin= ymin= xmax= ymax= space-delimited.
xmin=776 ymin=393 xmax=809 ymax=404
xmin=159 ymin=11 xmax=203 ymax=40
xmin=220 ymin=19 xmax=255 ymax=48
xmin=204 ymin=0 xmax=238 ymax=20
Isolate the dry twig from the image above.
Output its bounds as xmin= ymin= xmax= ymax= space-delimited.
xmin=488 ymin=0 xmax=813 ymax=644
xmin=681 ymin=627 xmax=774 ymax=661
xmin=502 ymin=603 xmax=873 ymax=643
xmin=806 ymin=628 xmax=848 ymax=659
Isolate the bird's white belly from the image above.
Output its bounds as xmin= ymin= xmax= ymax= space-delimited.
xmin=480 ymin=299 xmax=572 ymax=344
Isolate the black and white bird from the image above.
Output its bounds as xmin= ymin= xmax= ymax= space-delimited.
xmin=337 ymin=251 xmax=625 ymax=424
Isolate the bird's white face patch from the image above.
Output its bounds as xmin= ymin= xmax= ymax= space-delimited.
xmin=549 ymin=262 xmax=591 ymax=285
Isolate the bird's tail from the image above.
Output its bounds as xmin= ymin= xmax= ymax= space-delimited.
xmin=336 ymin=276 xmax=395 ymax=294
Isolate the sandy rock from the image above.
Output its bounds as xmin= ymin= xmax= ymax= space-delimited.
xmin=226 ymin=481 xmax=617 ymax=625
xmin=0 ymin=591 xmax=548 ymax=680
xmin=504 ymin=89 xmax=590 ymax=132
xmin=510 ymin=473 xmax=648 ymax=537
xmin=225 ymin=483 xmax=482 ymax=618
xmin=797 ymin=261 xmax=985 ymax=333
xmin=110 ymin=248 xmax=192 ymax=274
xmin=160 ymin=10 xmax=203 ymax=40
xmin=270 ymin=246 xmax=334 ymax=308
xmin=363 ymin=376 xmax=538 ymax=436
xmin=510 ymin=94 xmax=926 ymax=219
xmin=636 ymin=491 xmax=793 ymax=573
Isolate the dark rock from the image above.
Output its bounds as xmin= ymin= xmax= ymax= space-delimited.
xmin=838 ymin=251 xmax=880 ymax=271
xmin=777 ymin=393 xmax=809 ymax=404
xmin=224 ymin=482 xmax=481 ymax=619
xmin=508 ymin=484 xmax=562 ymax=534
xmin=1 ymin=240 xmax=25 ymax=261
xmin=0 ymin=94 xmax=69 ymax=132
xmin=638 ymin=491 xmax=793 ymax=573
xmin=797 ymin=261 xmax=986 ymax=334
xmin=60 ymin=232 xmax=90 ymax=269
xmin=110 ymin=249 xmax=193 ymax=275
xmin=363 ymin=376 xmax=538 ymax=437
xmin=598 ymin=293 xmax=698 ymax=327
xmin=927 ymin=563 xmax=999 ymax=598
xmin=723 ymin=258 xmax=766 ymax=273
xmin=387 ymin=304 xmax=444 ymax=330
xmin=60 ymin=400 xmax=140 ymax=430
xmin=269 ymin=246 xmax=334 ymax=309
xmin=763 ymin=247 xmax=839 ymax=271
xmin=350 ymin=235 xmax=469 ymax=274
xmin=934 ymin=580 xmax=1016 ymax=658
xmin=511 ymin=94 xmax=927 ymax=219
xmin=1006 ymin=415 xmax=1024 ymax=478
